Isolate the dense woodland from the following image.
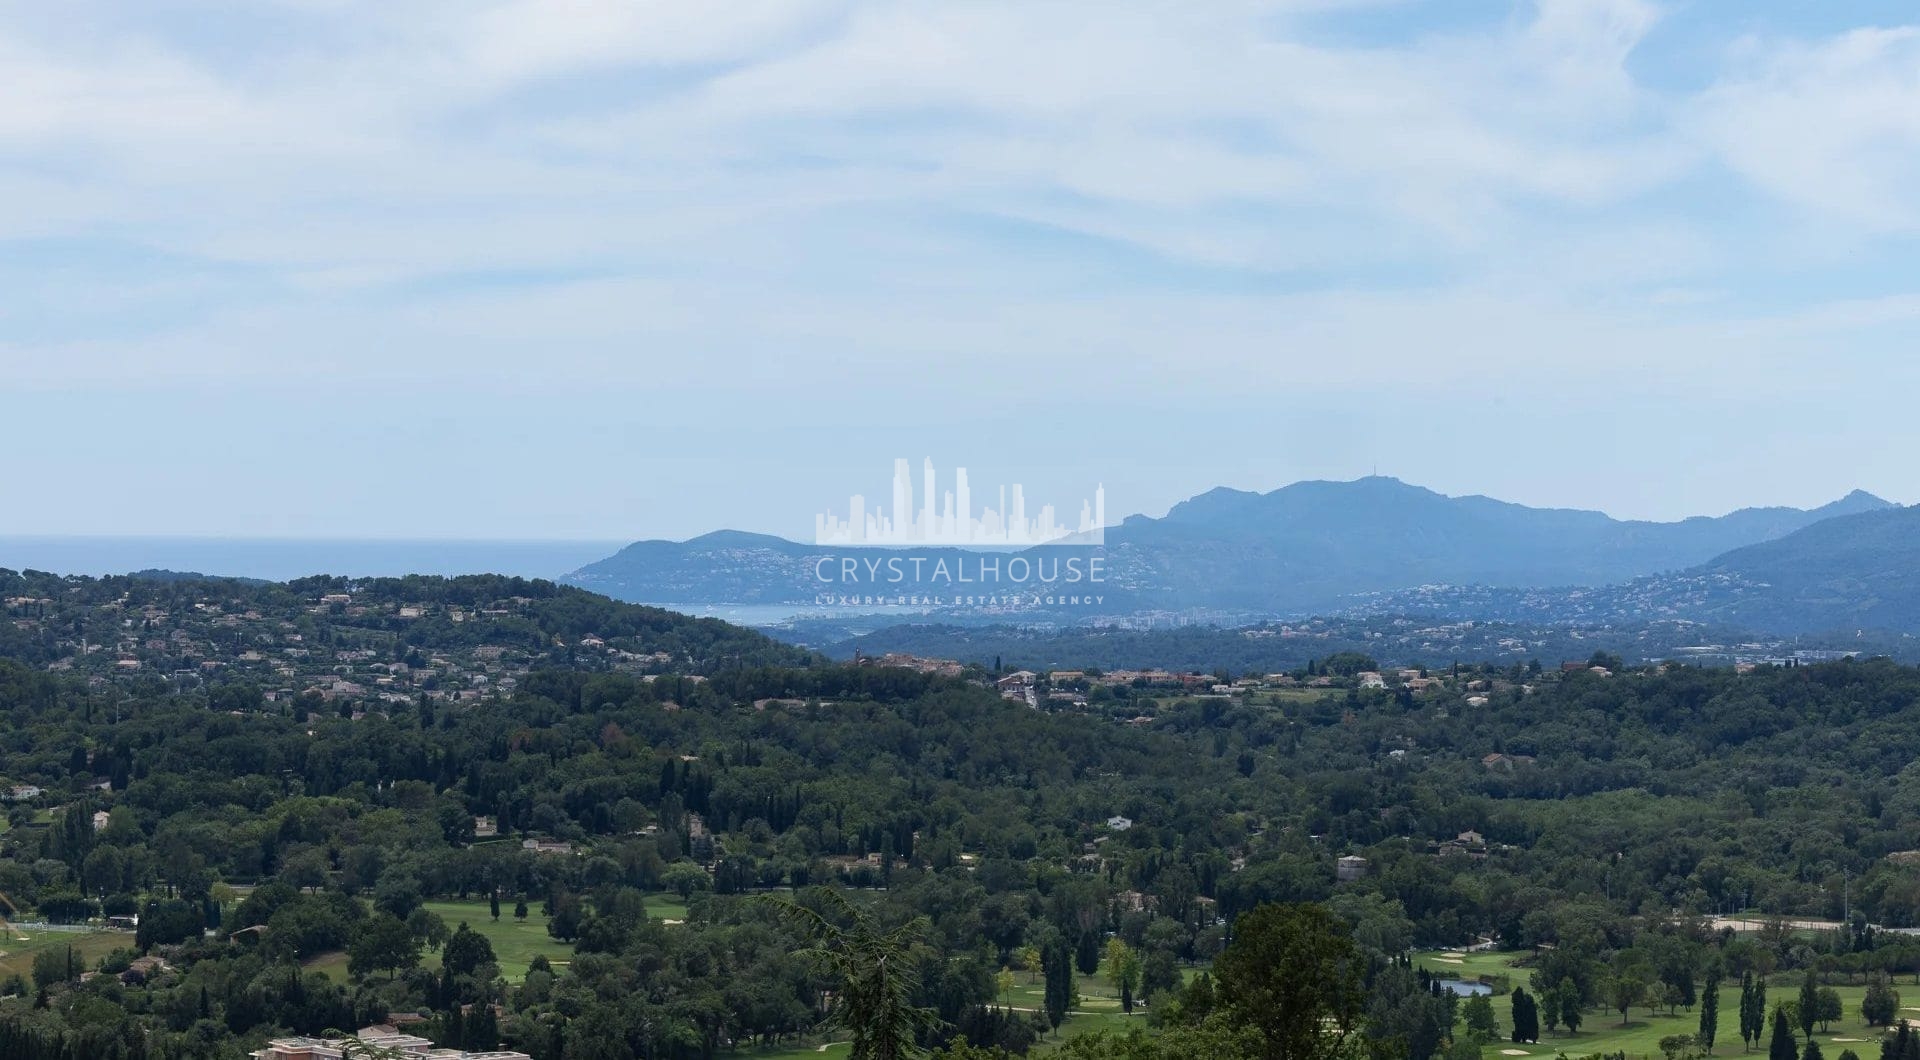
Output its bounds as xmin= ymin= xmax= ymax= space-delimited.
xmin=5 ymin=576 xmax=1920 ymax=1057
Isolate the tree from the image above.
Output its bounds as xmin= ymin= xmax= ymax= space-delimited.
xmin=441 ymin=922 xmax=496 ymax=979
xmin=1463 ymin=994 xmax=1498 ymax=1039
xmin=769 ymin=890 xmax=938 ymax=1060
xmin=1817 ymin=988 xmax=1842 ymax=1033
xmin=1105 ymin=939 xmax=1142 ymax=1015
xmin=1663 ymin=1034 xmax=1699 ymax=1060
xmin=1511 ymin=987 xmax=1540 ymax=1044
xmin=1608 ymin=974 xmax=1649 ymax=1026
xmin=1700 ymin=974 xmax=1720 ymax=1054
xmin=1559 ymin=978 xmax=1584 ymax=1036
xmin=30 ymin=946 xmax=74 ymax=991
xmin=1743 ymin=974 xmax=1769 ymax=1051
xmin=1366 ymin=965 xmax=1450 ymax=1060
xmin=347 ymin=912 xmax=420 ymax=981
xmin=1019 ymin=945 xmax=1042 ymax=985
xmin=489 ymin=891 xmax=500 ymax=922
xmin=1044 ymin=935 xmax=1075 ymax=1031
xmin=513 ymin=895 xmax=528 ymax=922
xmin=1800 ymin=972 xmax=1820 ymax=1041
xmin=1770 ymin=1007 xmax=1798 ymax=1060
xmin=1212 ymin=903 xmax=1365 ymax=1060
xmin=1804 ymin=1038 xmax=1825 ymax=1060
xmin=1864 ymin=976 xmax=1900 ymax=1027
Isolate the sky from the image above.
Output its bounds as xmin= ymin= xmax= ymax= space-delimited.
xmin=5 ymin=0 xmax=1920 ymax=542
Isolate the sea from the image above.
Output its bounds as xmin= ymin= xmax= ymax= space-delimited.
xmin=0 ymin=537 xmax=627 ymax=583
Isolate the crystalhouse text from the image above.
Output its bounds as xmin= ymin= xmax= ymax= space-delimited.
xmin=812 ymin=554 xmax=1105 ymax=586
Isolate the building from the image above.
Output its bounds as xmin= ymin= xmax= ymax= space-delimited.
xmin=252 ymin=1026 xmax=529 ymax=1059
xmin=1107 ymin=815 xmax=1133 ymax=831
xmin=1336 ymin=855 xmax=1369 ymax=882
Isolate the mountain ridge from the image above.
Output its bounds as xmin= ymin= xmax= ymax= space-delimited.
xmin=564 ymin=477 xmax=1894 ymax=616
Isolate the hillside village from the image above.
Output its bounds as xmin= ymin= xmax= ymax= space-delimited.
xmin=0 ymin=571 xmax=801 ymax=723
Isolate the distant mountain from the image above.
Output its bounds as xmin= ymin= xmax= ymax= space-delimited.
xmin=1100 ymin=478 xmax=1890 ymax=611
xmin=1674 ymin=503 xmax=1920 ymax=633
xmin=1346 ymin=502 xmax=1920 ymax=636
xmin=565 ymin=478 xmax=1890 ymax=617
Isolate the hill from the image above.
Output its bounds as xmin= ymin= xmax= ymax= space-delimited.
xmin=1341 ymin=503 xmax=1920 ymax=636
xmin=564 ymin=478 xmax=1889 ymax=616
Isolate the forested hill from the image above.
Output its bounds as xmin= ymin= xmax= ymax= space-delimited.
xmin=9 ymin=637 xmax=1920 ymax=1055
xmin=0 ymin=568 xmax=812 ymax=682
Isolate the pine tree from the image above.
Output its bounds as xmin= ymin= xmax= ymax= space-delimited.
xmin=1801 ymin=971 xmax=1821 ymax=1042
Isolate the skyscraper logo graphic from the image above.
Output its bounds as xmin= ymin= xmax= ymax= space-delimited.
xmin=815 ymin=459 xmax=1105 ymax=546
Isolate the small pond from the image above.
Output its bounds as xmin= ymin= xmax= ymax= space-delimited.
xmin=1437 ymin=980 xmax=1492 ymax=997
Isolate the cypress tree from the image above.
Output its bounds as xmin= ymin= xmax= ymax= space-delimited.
xmin=1771 ymin=1007 xmax=1799 ymax=1060
xmin=1801 ymin=971 xmax=1821 ymax=1042
xmin=1701 ymin=974 xmax=1720 ymax=1054
xmin=1512 ymin=986 xmax=1540 ymax=1043
xmin=1043 ymin=936 xmax=1074 ymax=1031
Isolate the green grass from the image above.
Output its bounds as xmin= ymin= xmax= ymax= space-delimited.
xmin=308 ymin=893 xmax=691 ymax=985
xmin=1414 ymin=950 xmax=1897 ymax=1060
xmin=0 ymin=927 xmax=127 ymax=984
xmin=647 ymin=893 xmax=691 ymax=923
xmin=301 ymin=949 xmax=349 ymax=983
xmin=417 ymin=900 xmax=574 ymax=982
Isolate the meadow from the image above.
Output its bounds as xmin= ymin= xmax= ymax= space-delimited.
xmin=0 ymin=926 xmax=127 ymax=985
xmin=1415 ymin=949 xmax=1899 ymax=1060
xmin=303 ymin=892 xmax=690 ymax=984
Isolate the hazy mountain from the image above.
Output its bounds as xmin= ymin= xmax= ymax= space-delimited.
xmin=1672 ymin=503 xmax=1920 ymax=633
xmin=1101 ymin=478 xmax=1889 ymax=612
xmin=565 ymin=478 xmax=1889 ymax=616
xmin=1345 ymin=501 xmax=1920 ymax=635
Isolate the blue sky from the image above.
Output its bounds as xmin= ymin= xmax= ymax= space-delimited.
xmin=5 ymin=0 xmax=1920 ymax=541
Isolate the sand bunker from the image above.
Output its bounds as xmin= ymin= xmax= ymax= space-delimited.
xmin=1501 ymin=1050 xmax=1530 ymax=1055
xmin=1433 ymin=958 xmax=1465 ymax=964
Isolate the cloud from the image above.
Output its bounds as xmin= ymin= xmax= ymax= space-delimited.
xmin=1691 ymin=26 xmax=1920 ymax=234
xmin=0 ymin=1 xmax=1917 ymax=430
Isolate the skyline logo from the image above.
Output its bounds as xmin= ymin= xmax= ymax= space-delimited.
xmin=814 ymin=458 xmax=1105 ymax=547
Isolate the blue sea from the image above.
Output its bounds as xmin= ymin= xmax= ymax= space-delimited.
xmin=0 ymin=536 xmax=627 ymax=583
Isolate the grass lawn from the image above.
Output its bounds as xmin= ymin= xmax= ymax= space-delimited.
xmin=0 ymin=928 xmax=127 ymax=984
xmin=418 ymin=900 xmax=574 ymax=982
xmin=301 ymin=949 xmax=349 ymax=982
xmin=309 ymin=892 xmax=692 ymax=985
xmin=1414 ymin=950 xmax=1896 ymax=1060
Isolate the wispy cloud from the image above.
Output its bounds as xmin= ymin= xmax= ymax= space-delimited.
xmin=1 ymin=0 xmax=1918 ymax=534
